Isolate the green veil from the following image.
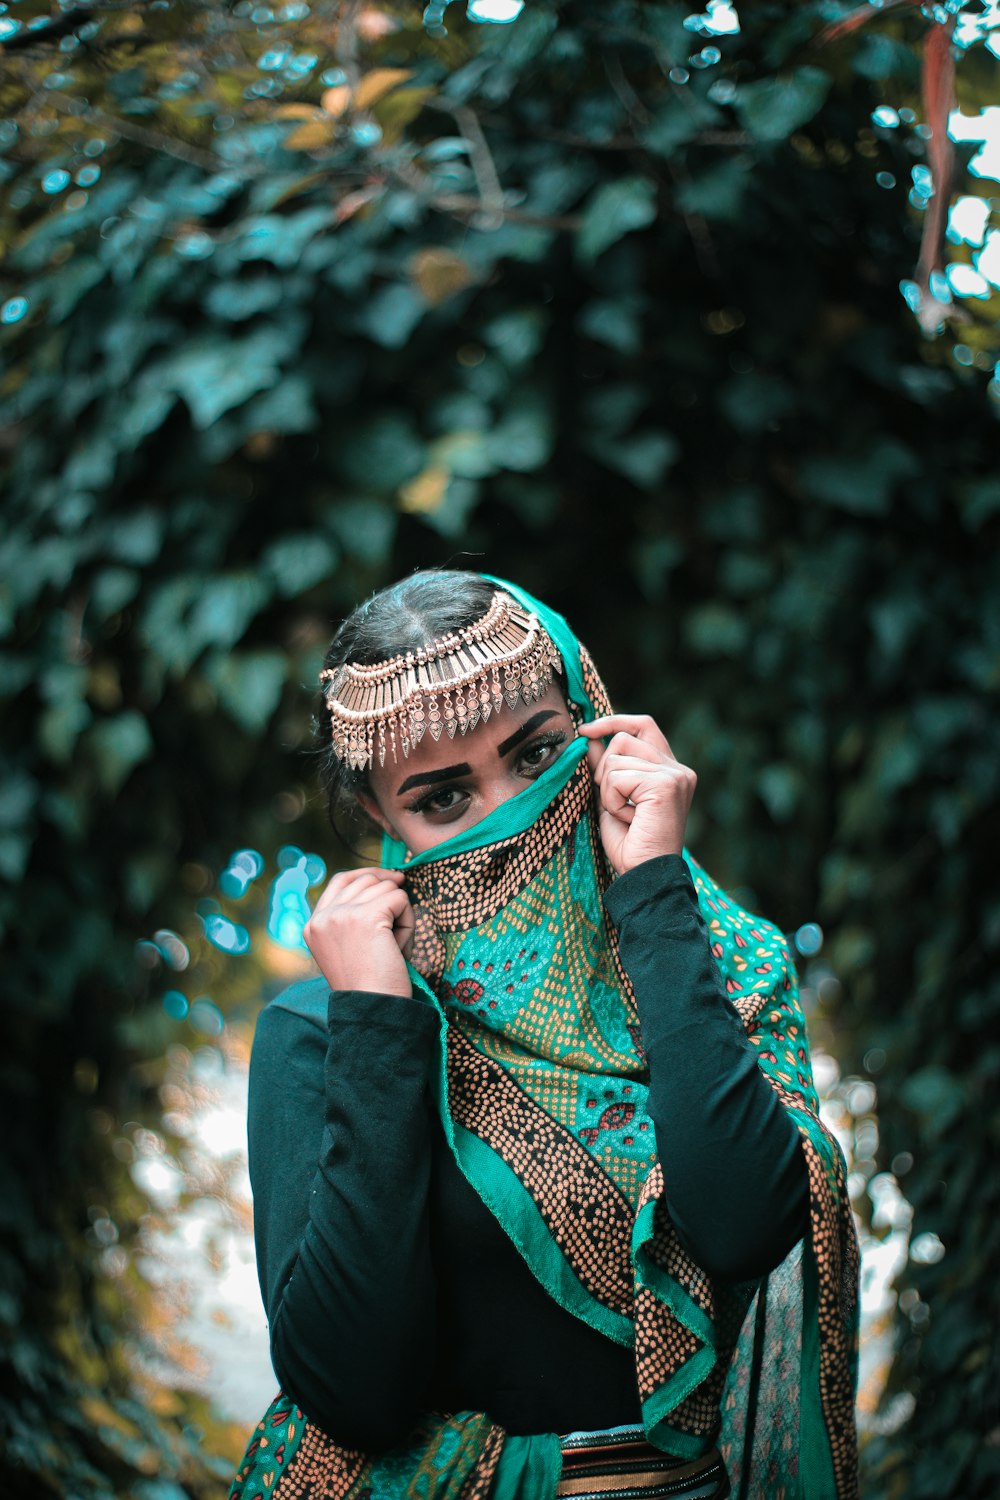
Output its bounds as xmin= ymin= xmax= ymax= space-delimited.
xmin=231 ymin=577 xmax=859 ymax=1500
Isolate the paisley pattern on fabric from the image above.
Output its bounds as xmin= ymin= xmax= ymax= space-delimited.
xmin=228 ymin=1397 xmax=504 ymax=1500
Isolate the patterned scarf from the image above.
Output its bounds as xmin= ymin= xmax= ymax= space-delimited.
xmin=231 ymin=580 xmax=859 ymax=1500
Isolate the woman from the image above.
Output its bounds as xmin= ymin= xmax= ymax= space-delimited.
xmin=232 ymin=571 xmax=859 ymax=1500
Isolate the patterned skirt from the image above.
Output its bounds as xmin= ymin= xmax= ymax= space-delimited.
xmin=556 ymin=1427 xmax=728 ymax=1499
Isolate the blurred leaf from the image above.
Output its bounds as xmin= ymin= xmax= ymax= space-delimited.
xmin=0 ymin=770 xmax=37 ymax=881
xmin=241 ymin=373 xmax=319 ymax=436
xmin=205 ymin=278 xmax=287 ymax=322
xmin=718 ymin=374 xmax=796 ymax=433
xmin=285 ymin=117 xmax=338 ymax=152
xmin=641 ymin=95 xmax=722 ymax=157
xmin=399 ymin=464 xmax=450 ymax=515
xmin=586 ymin=430 xmax=677 ymax=488
xmin=87 ymin=712 xmax=154 ymax=796
xmin=327 ymin=497 xmax=397 ymax=565
xmin=734 ymin=67 xmax=832 ymax=142
xmin=356 ymin=284 xmax=425 ymax=348
xmin=108 ymin=511 xmax=163 ymax=567
xmin=234 ymin=208 xmax=337 ymax=267
xmin=482 ymin=309 xmax=548 ymax=367
xmin=577 ymin=177 xmax=657 ymax=263
xmin=578 ymin=298 xmax=643 ymax=355
xmin=149 ymin=328 xmax=297 ymax=430
xmin=852 ymin=33 xmax=921 ymax=84
xmin=262 ymin=534 xmax=339 ymax=598
xmin=800 ymin=439 xmax=920 ymax=516
xmin=337 ymin=411 xmax=425 ymax=492
xmin=957 ymin=476 xmax=1000 ymax=532
xmin=899 ymin=1065 xmax=964 ymax=1135
xmin=187 ymin=574 xmax=271 ymax=654
xmin=683 ymin=604 xmax=750 ymax=657
xmin=757 ymin=763 xmax=802 ymax=822
xmin=204 ymin=651 xmax=287 ymax=733
xmin=354 ymin=68 xmax=415 ymax=110
xmin=675 ymin=158 xmax=750 ymax=221
xmin=409 ymin=248 xmax=476 ymax=306
xmin=486 ymin=392 xmax=554 ymax=471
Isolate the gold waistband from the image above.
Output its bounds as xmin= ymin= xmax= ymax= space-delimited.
xmin=555 ymin=1430 xmax=726 ymax=1499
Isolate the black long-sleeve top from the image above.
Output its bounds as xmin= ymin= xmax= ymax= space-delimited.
xmin=247 ymin=854 xmax=809 ymax=1451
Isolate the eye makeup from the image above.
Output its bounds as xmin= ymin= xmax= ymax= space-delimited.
xmin=403 ymin=729 xmax=568 ymax=818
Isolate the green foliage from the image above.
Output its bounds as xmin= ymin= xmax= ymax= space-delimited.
xmin=1 ymin=0 xmax=999 ymax=1495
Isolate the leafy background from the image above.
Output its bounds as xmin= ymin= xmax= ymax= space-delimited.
xmin=2 ymin=0 xmax=999 ymax=1495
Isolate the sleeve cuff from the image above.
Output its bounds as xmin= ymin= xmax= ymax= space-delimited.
xmin=603 ymin=853 xmax=698 ymax=930
xmin=327 ymin=987 xmax=440 ymax=1036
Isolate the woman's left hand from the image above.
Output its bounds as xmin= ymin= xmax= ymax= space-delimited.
xmin=578 ymin=715 xmax=696 ymax=876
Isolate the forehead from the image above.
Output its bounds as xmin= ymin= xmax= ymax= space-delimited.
xmin=369 ymin=682 xmax=572 ymax=791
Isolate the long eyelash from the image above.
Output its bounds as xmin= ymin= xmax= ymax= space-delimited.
xmin=518 ymin=730 xmax=567 ymax=764
xmin=406 ymin=784 xmax=467 ymax=815
xmin=406 ymin=731 xmax=568 ymax=815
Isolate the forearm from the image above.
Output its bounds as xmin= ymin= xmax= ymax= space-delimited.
xmin=249 ymin=984 xmax=440 ymax=1447
xmin=605 ymin=856 xmax=809 ymax=1281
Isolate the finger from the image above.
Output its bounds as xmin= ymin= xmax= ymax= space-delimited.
xmin=602 ymin=732 xmax=675 ymax=766
xmin=601 ymin=771 xmax=640 ymax=818
xmin=602 ymin=759 xmax=694 ymax=808
xmin=351 ymin=882 xmax=414 ymax=919
xmin=585 ymin=735 xmax=605 ymax=780
xmin=311 ymin=867 xmax=404 ymax=913
xmin=393 ymin=905 xmax=416 ymax=956
xmin=320 ymin=867 xmax=405 ymax=893
xmin=581 ymin=714 xmax=672 ymax=758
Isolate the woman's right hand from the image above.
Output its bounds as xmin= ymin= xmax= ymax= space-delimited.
xmin=303 ymin=868 xmax=415 ymax=998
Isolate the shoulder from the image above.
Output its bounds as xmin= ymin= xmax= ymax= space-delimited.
xmin=682 ymin=851 xmax=794 ymax=1001
xmin=250 ymin=977 xmax=330 ymax=1078
xmin=263 ymin=975 xmax=331 ymax=1027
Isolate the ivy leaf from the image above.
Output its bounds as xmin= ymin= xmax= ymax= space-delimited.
xmin=676 ymin=158 xmax=750 ymax=221
xmin=186 ymin=574 xmax=271 ymax=655
xmin=578 ymin=299 xmax=643 ymax=356
xmin=577 ymin=177 xmax=657 ymax=264
xmin=204 ymin=651 xmax=287 ymax=734
xmin=0 ymin=770 xmax=38 ymax=882
xmin=148 ymin=327 xmax=297 ymax=430
xmin=337 ymin=411 xmax=425 ymax=492
xmin=641 ymin=96 xmax=722 ymax=157
xmin=262 ymin=534 xmax=339 ymax=598
xmin=800 ymin=439 xmax=919 ymax=517
xmin=585 ymin=431 xmax=677 ymax=488
xmin=87 ymin=712 xmax=154 ymax=796
xmin=356 ymin=284 xmax=425 ymax=349
xmin=486 ymin=393 xmax=554 ymax=472
xmin=734 ymin=67 xmax=831 ymax=143
xmin=234 ymin=207 xmax=337 ymax=268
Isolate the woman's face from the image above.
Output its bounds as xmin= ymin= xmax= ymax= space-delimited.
xmin=360 ymin=681 xmax=577 ymax=854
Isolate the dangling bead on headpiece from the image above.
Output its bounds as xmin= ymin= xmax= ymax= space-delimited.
xmin=321 ymin=591 xmax=564 ymax=771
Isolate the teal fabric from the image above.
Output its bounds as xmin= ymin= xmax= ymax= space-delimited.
xmin=488 ymin=1433 xmax=564 ymax=1500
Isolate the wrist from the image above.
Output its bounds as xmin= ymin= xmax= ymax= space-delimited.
xmin=316 ymin=955 xmax=412 ymax=1000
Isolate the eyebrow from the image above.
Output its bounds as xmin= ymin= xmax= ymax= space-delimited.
xmin=396 ymin=763 xmax=472 ymax=795
xmin=496 ymin=710 xmax=558 ymax=758
xmin=394 ymin=711 xmax=560 ymax=796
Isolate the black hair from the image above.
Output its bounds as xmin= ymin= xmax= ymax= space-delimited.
xmin=315 ymin=569 xmax=500 ymax=835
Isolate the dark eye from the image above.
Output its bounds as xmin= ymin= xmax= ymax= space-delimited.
xmin=410 ymin=785 xmax=469 ymax=818
xmin=516 ymin=731 xmax=566 ymax=776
